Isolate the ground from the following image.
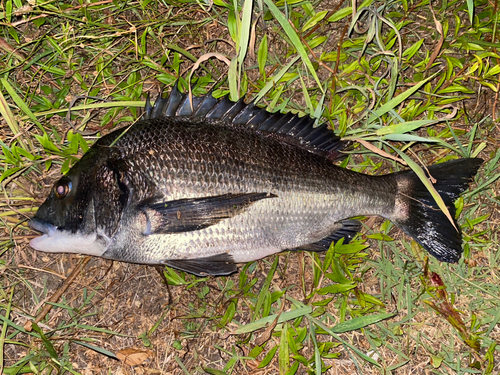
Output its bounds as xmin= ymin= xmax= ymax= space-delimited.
xmin=0 ymin=0 xmax=499 ymax=374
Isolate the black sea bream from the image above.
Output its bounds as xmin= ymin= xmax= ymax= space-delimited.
xmin=29 ymin=85 xmax=482 ymax=276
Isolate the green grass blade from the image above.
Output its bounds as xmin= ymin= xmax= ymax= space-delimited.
xmin=367 ymin=72 xmax=438 ymax=124
xmin=375 ymin=119 xmax=439 ymax=136
xmin=330 ymin=313 xmax=395 ymax=333
xmin=308 ymin=315 xmax=380 ymax=367
xmin=252 ymin=256 xmax=279 ymax=320
xmin=254 ymin=56 xmax=300 ymax=103
xmin=0 ymin=287 xmax=15 ymax=374
xmin=262 ymin=0 xmax=323 ymax=93
xmin=0 ymin=85 xmax=22 ymax=144
xmin=1 ymin=79 xmax=44 ymax=134
xmin=234 ymin=306 xmax=312 ymax=334
xmin=72 ymin=340 xmax=118 ymax=359
xmin=237 ymin=0 xmax=253 ymax=67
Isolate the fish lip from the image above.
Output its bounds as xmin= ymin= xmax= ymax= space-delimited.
xmin=29 ymin=218 xmax=57 ymax=237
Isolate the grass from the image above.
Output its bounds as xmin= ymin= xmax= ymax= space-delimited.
xmin=0 ymin=0 xmax=499 ymax=374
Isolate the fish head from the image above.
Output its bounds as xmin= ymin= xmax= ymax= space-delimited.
xmin=29 ymin=149 xmax=125 ymax=257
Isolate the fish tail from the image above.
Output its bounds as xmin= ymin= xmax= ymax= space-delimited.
xmin=389 ymin=158 xmax=482 ymax=262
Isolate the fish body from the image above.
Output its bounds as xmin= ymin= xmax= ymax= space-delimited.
xmin=29 ymin=86 xmax=482 ymax=276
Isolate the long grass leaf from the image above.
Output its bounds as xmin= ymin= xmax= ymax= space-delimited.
xmin=330 ymin=313 xmax=395 ymax=333
xmin=381 ymin=134 xmax=439 ymax=142
xmin=1 ymin=79 xmax=44 ymax=134
xmin=252 ymin=256 xmax=279 ymax=321
xmin=228 ymin=57 xmax=239 ymax=100
xmin=262 ymin=0 xmax=323 ymax=92
xmin=308 ymin=315 xmax=380 ymax=367
xmin=73 ymin=341 xmax=118 ymax=359
xmin=237 ymin=0 xmax=253 ymax=67
xmin=0 ymin=287 xmax=14 ymax=374
xmin=30 ymin=323 xmax=58 ymax=359
xmin=375 ymin=119 xmax=438 ymax=136
xmin=234 ymin=306 xmax=312 ymax=334
xmin=367 ymin=72 xmax=438 ymax=124
xmin=0 ymin=86 xmax=21 ymax=140
xmin=23 ymin=101 xmax=145 ymax=121
xmin=254 ymin=56 xmax=300 ymax=102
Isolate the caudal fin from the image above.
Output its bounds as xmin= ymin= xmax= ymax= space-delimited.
xmin=390 ymin=158 xmax=482 ymax=263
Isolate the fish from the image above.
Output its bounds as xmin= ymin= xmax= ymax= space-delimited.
xmin=29 ymin=84 xmax=483 ymax=276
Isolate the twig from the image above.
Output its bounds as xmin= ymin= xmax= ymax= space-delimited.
xmin=17 ymin=265 xmax=66 ymax=279
xmin=154 ymin=265 xmax=172 ymax=305
xmin=33 ymin=256 xmax=91 ymax=325
xmin=355 ymin=139 xmax=407 ymax=165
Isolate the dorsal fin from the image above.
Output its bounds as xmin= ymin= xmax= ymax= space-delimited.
xmin=142 ymin=83 xmax=346 ymax=161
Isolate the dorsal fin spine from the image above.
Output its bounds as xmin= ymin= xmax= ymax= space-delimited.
xmin=164 ymin=84 xmax=183 ymax=116
xmin=284 ymin=117 xmax=312 ymax=136
xmin=144 ymin=93 xmax=153 ymax=119
xmin=295 ymin=121 xmax=322 ymax=138
xmin=233 ymin=102 xmax=262 ymax=125
xmin=221 ymin=98 xmax=247 ymax=121
xmin=247 ymin=110 xmax=272 ymax=129
xmin=256 ymin=111 xmax=281 ymax=131
xmin=175 ymin=94 xmax=193 ymax=116
xmin=192 ymin=94 xmax=219 ymax=117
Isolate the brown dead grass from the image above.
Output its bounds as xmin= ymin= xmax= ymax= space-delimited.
xmin=1 ymin=1 xmax=500 ymax=374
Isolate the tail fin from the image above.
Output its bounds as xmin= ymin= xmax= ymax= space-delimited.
xmin=390 ymin=158 xmax=482 ymax=263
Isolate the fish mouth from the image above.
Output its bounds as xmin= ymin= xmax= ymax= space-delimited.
xmin=29 ymin=218 xmax=57 ymax=237
xmin=28 ymin=217 xmax=109 ymax=256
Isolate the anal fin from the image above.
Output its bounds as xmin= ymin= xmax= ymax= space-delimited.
xmin=296 ymin=220 xmax=361 ymax=252
xmin=163 ymin=253 xmax=237 ymax=276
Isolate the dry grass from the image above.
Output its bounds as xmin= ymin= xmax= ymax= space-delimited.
xmin=0 ymin=0 xmax=499 ymax=374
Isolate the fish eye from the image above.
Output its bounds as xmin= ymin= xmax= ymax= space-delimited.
xmin=54 ymin=179 xmax=72 ymax=199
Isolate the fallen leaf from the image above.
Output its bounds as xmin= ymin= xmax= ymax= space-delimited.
xmin=24 ymin=321 xmax=32 ymax=332
xmin=253 ymin=314 xmax=279 ymax=346
xmin=116 ymin=348 xmax=153 ymax=366
xmin=253 ymin=298 xmax=285 ymax=346
xmin=425 ymin=2 xmax=444 ymax=70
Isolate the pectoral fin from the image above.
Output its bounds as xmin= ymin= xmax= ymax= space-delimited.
xmin=163 ymin=253 xmax=237 ymax=276
xmin=140 ymin=192 xmax=276 ymax=234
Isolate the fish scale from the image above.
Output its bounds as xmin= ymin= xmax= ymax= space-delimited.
xmin=29 ymin=84 xmax=482 ymax=276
